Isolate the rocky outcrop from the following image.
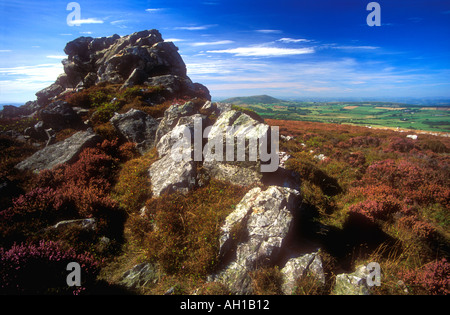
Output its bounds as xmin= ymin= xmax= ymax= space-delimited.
xmin=110 ymin=109 xmax=159 ymax=154
xmin=15 ymin=129 xmax=101 ymax=172
xmin=214 ymin=186 xmax=301 ymax=294
xmin=36 ymin=30 xmax=210 ymax=107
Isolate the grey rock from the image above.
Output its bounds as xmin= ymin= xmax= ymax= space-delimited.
xmin=39 ymin=100 xmax=82 ymax=131
xmin=154 ymin=101 xmax=199 ymax=144
xmin=202 ymin=109 xmax=270 ymax=186
xmin=148 ymin=154 xmax=196 ymax=197
xmin=333 ymin=265 xmax=372 ymax=295
xmin=280 ymin=251 xmax=325 ymax=295
xmin=110 ymin=109 xmax=159 ymax=154
xmin=35 ymin=84 xmax=64 ymax=107
xmin=201 ymin=161 xmax=262 ymax=187
xmin=120 ymin=262 xmax=160 ymax=290
xmin=215 ymin=186 xmax=301 ymax=294
xmin=15 ymin=129 xmax=101 ymax=172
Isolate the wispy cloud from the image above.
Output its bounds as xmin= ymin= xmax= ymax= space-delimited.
xmin=145 ymin=8 xmax=163 ymax=13
xmin=334 ymin=45 xmax=380 ymax=50
xmin=73 ymin=18 xmax=103 ymax=25
xmin=165 ymin=38 xmax=186 ymax=42
xmin=256 ymin=29 xmax=282 ymax=34
xmin=174 ymin=25 xmax=217 ymax=31
xmin=0 ymin=63 xmax=64 ymax=101
xmin=190 ymin=40 xmax=234 ymax=47
xmin=0 ymin=50 xmax=12 ymax=53
xmin=207 ymin=46 xmax=315 ymax=57
xmin=277 ymin=38 xmax=311 ymax=43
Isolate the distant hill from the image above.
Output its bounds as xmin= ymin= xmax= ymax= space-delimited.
xmin=222 ymin=95 xmax=285 ymax=105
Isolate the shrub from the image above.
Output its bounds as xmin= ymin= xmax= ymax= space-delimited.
xmin=250 ymin=266 xmax=283 ymax=295
xmin=112 ymin=148 xmax=158 ymax=213
xmin=348 ymin=198 xmax=403 ymax=223
xmin=0 ymin=240 xmax=101 ymax=295
xmin=137 ymin=180 xmax=249 ymax=278
xmin=400 ymin=258 xmax=450 ymax=295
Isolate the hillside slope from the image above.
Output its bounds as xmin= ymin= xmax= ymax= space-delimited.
xmin=0 ymin=30 xmax=448 ymax=296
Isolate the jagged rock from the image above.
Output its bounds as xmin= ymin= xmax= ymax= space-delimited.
xmin=215 ymin=186 xmax=301 ymax=294
xmin=144 ymin=74 xmax=210 ymax=100
xmin=35 ymin=84 xmax=64 ymax=107
xmin=120 ymin=262 xmax=160 ymax=290
xmin=154 ymin=101 xmax=202 ymax=144
xmin=280 ymin=251 xmax=325 ymax=295
xmin=15 ymin=129 xmax=101 ymax=172
xmin=39 ymin=100 xmax=82 ymax=131
xmin=202 ymin=109 xmax=270 ymax=186
xmin=156 ymin=114 xmax=206 ymax=158
xmin=202 ymin=162 xmax=262 ymax=187
xmin=333 ymin=265 xmax=372 ymax=295
xmin=110 ymin=109 xmax=159 ymax=154
xmin=148 ymin=154 xmax=196 ymax=197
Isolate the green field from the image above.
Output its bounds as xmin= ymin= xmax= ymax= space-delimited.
xmin=226 ymin=97 xmax=450 ymax=133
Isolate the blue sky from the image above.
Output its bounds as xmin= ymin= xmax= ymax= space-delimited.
xmin=0 ymin=0 xmax=449 ymax=103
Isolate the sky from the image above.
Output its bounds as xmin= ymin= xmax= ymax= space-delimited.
xmin=0 ymin=0 xmax=449 ymax=103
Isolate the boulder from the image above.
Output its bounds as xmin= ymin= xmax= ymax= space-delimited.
xmin=15 ymin=129 xmax=101 ymax=172
xmin=35 ymin=84 xmax=64 ymax=107
xmin=215 ymin=186 xmax=301 ymax=294
xmin=148 ymin=154 xmax=196 ymax=197
xmin=202 ymin=109 xmax=271 ymax=186
xmin=154 ymin=101 xmax=201 ymax=144
xmin=39 ymin=100 xmax=82 ymax=131
xmin=333 ymin=265 xmax=372 ymax=295
xmin=280 ymin=251 xmax=325 ymax=295
xmin=110 ymin=109 xmax=159 ymax=154
xmin=155 ymin=114 xmax=206 ymax=158
xmin=120 ymin=262 xmax=160 ymax=290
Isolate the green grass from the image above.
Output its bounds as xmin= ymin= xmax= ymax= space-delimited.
xmin=236 ymin=101 xmax=450 ymax=133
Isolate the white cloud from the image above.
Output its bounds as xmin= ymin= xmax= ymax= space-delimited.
xmin=145 ymin=8 xmax=163 ymax=12
xmin=73 ymin=18 xmax=103 ymax=25
xmin=80 ymin=31 xmax=93 ymax=35
xmin=277 ymin=38 xmax=311 ymax=43
xmin=111 ymin=20 xmax=126 ymax=25
xmin=0 ymin=50 xmax=12 ymax=53
xmin=207 ymin=46 xmax=315 ymax=57
xmin=190 ymin=40 xmax=234 ymax=47
xmin=256 ymin=29 xmax=282 ymax=34
xmin=0 ymin=63 xmax=64 ymax=102
xmin=164 ymin=38 xmax=186 ymax=42
xmin=174 ymin=25 xmax=217 ymax=31
xmin=335 ymin=46 xmax=380 ymax=50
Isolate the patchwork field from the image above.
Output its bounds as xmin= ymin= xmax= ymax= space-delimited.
xmin=230 ymin=98 xmax=450 ymax=134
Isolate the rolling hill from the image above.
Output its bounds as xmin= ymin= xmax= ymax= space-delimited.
xmin=222 ymin=95 xmax=285 ymax=105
